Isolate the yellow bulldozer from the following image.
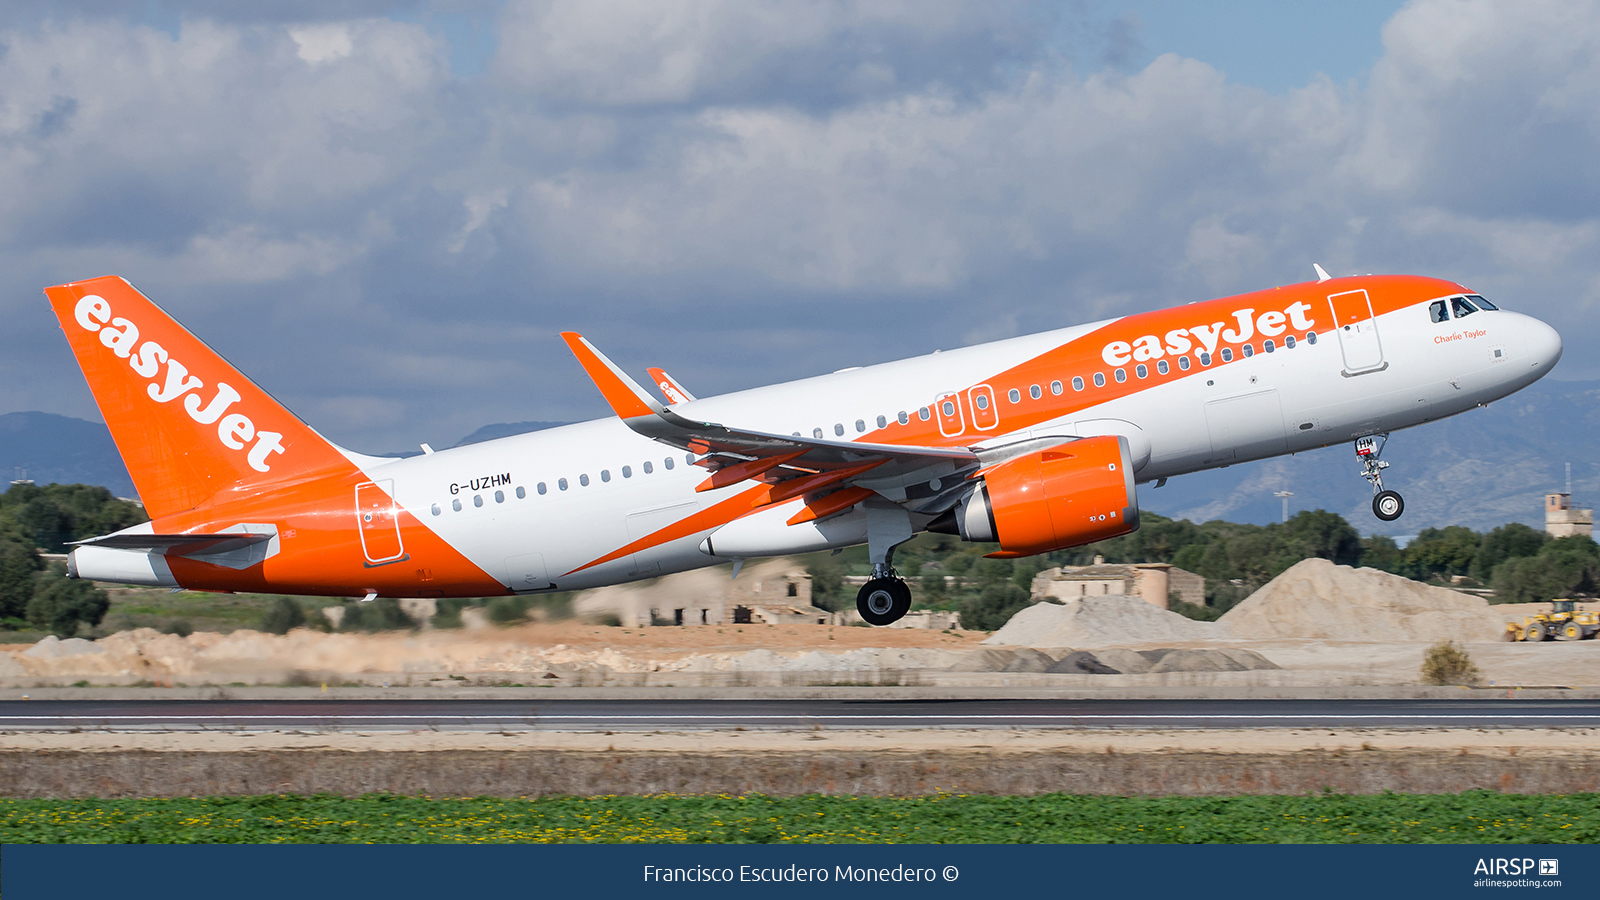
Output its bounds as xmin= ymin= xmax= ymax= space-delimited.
xmin=1504 ymin=599 xmax=1600 ymax=641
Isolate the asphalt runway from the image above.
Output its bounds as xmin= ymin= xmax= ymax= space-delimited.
xmin=1 ymin=698 xmax=1598 ymax=732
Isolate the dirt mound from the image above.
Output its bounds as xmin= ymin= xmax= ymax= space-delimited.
xmin=1046 ymin=650 xmax=1119 ymax=674
xmin=1220 ymin=559 xmax=1496 ymax=642
xmin=985 ymin=596 xmax=1226 ymax=648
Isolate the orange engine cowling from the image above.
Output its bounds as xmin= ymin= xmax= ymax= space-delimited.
xmin=936 ymin=435 xmax=1140 ymax=557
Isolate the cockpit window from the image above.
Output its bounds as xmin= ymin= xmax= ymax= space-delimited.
xmin=1450 ymin=296 xmax=1478 ymax=318
xmin=1467 ymin=294 xmax=1499 ymax=310
xmin=1428 ymin=300 xmax=1448 ymax=324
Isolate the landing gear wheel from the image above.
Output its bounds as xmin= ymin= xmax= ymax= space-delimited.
xmin=1372 ymin=490 xmax=1404 ymax=522
xmin=857 ymin=577 xmax=912 ymax=626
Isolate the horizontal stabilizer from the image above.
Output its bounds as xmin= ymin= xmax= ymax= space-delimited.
xmin=72 ymin=532 xmax=273 ymax=557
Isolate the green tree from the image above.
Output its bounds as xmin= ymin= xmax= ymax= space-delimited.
xmin=1400 ymin=525 xmax=1482 ymax=580
xmin=0 ymin=531 xmax=45 ymax=621
xmin=0 ymin=482 xmax=148 ymax=552
xmin=1472 ymin=523 xmax=1547 ymax=581
xmin=959 ymin=583 xmax=1030 ymax=631
xmin=26 ymin=563 xmax=110 ymax=637
xmin=1490 ymin=535 xmax=1600 ymax=603
xmin=1359 ymin=534 xmax=1403 ymax=572
xmin=260 ymin=597 xmax=307 ymax=634
xmin=805 ymin=554 xmax=844 ymax=611
xmin=1282 ymin=510 xmax=1363 ymax=565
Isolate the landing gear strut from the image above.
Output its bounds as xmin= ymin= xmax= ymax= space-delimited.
xmin=1356 ymin=434 xmax=1405 ymax=522
xmin=856 ymin=501 xmax=913 ymax=626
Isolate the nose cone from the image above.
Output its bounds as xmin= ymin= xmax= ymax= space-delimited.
xmin=1526 ymin=315 xmax=1563 ymax=371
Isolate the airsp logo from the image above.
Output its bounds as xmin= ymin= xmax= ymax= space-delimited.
xmin=1540 ymin=859 xmax=1559 ymax=876
xmin=73 ymin=294 xmax=287 ymax=472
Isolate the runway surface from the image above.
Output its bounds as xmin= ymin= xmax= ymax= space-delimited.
xmin=1 ymin=698 xmax=1598 ymax=731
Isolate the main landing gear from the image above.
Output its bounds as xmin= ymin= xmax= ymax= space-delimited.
xmin=856 ymin=501 xmax=915 ymax=626
xmin=1356 ymin=434 xmax=1405 ymax=522
xmin=857 ymin=570 xmax=913 ymax=627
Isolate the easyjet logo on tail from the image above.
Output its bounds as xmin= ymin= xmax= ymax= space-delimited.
xmin=1101 ymin=301 xmax=1318 ymax=366
xmin=73 ymin=295 xmax=286 ymax=472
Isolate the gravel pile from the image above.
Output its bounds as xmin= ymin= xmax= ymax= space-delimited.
xmin=1219 ymin=558 xmax=1497 ymax=641
xmin=984 ymin=596 xmax=1226 ymax=648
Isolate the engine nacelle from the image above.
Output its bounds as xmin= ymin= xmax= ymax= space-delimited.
xmin=934 ymin=435 xmax=1139 ymax=557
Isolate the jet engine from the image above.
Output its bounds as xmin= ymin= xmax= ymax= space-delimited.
xmin=929 ymin=435 xmax=1139 ymax=557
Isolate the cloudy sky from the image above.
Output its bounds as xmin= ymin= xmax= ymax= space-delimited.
xmin=3 ymin=0 xmax=1597 ymax=457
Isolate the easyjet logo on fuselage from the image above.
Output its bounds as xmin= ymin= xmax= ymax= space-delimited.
xmin=73 ymin=294 xmax=286 ymax=472
xmin=1101 ymin=300 xmax=1319 ymax=366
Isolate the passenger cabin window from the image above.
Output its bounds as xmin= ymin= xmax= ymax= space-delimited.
xmin=431 ymin=503 xmax=441 ymax=516
xmin=452 ymin=498 xmax=462 ymax=511
xmin=1072 ymin=376 xmax=1084 ymax=391
xmin=1451 ymin=296 xmax=1478 ymax=318
xmin=1242 ymin=344 xmax=1253 ymax=358
xmin=1285 ymin=336 xmax=1296 ymax=349
xmin=494 ymin=490 xmax=504 ymax=503
xmin=918 ymin=407 xmax=931 ymax=421
xmin=1156 ymin=360 xmax=1169 ymax=374
xmin=1220 ymin=348 xmax=1233 ymax=362
xmin=473 ymin=495 xmax=483 ymax=507
xmin=1429 ymin=300 xmax=1449 ymax=323
xmin=974 ymin=394 xmax=989 ymax=410
xmin=559 ymin=478 xmax=569 ymax=490
xmin=600 ymin=470 xmax=610 ymax=482
xmin=942 ymin=400 xmax=956 ymax=416
xmin=1468 ymin=294 xmax=1499 ymax=310
xmin=1134 ymin=364 xmax=1147 ymax=378
xmin=664 ymin=457 xmax=674 ymax=470
xmin=1007 ymin=389 xmax=1021 ymax=403
xmin=643 ymin=462 xmax=653 ymax=474
xmin=579 ymin=474 xmax=589 ymax=486
xmin=855 ymin=419 xmax=866 ymax=432
xmin=537 ymin=482 xmax=547 ymax=494
xmin=622 ymin=466 xmax=632 ymax=478
xmin=877 ymin=415 xmax=887 ymax=428
xmin=1093 ymin=372 xmax=1106 ymax=387
xmin=1199 ymin=352 xmax=1212 ymax=366
xmin=518 ymin=486 xmax=528 ymax=499
xmin=1114 ymin=368 xmax=1127 ymax=383
xmin=1264 ymin=339 xmax=1275 ymax=353
xmin=1178 ymin=356 xmax=1191 ymax=370
xmin=1050 ymin=380 xmax=1062 ymax=395
xmin=813 ymin=428 xmax=824 ymax=438
xmin=834 ymin=423 xmax=845 ymax=436
xmin=897 ymin=411 xmax=909 ymax=425
xmin=1029 ymin=384 xmax=1042 ymax=399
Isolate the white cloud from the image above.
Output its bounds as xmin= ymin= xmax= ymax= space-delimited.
xmin=3 ymin=0 xmax=1600 ymax=455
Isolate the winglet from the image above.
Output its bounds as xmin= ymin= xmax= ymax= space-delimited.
xmin=647 ymin=367 xmax=697 ymax=404
xmin=1313 ymin=263 xmax=1332 ymax=283
xmin=560 ymin=332 xmax=664 ymax=420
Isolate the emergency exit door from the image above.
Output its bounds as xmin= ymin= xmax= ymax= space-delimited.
xmin=355 ymin=480 xmax=406 ymax=565
xmin=1327 ymin=289 xmax=1386 ymax=374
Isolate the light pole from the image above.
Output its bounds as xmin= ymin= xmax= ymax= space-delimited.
xmin=1274 ymin=490 xmax=1294 ymax=523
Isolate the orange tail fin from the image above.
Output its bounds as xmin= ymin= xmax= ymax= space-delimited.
xmin=45 ymin=276 xmax=351 ymax=518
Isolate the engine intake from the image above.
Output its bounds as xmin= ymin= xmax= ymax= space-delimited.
xmin=930 ymin=435 xmax=1139 ymax=557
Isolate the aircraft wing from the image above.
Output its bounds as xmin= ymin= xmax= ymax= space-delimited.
xmin=562 ymin=333 xmax=979 ymax=500
xmin=646 ymin=367 xmax=697 ymax=404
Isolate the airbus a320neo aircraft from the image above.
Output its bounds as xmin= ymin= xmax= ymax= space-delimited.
xmin=48 ymin=269 xmax=1561 ymax=625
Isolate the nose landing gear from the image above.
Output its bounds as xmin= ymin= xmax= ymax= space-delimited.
xmin=1356 ymin=434 xmax=1405 ymax=521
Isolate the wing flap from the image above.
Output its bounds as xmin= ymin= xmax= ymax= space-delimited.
xmin=72 ymin=532 xmax=273 ymax=557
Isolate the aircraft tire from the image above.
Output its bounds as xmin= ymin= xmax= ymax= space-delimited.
xmin=1373 ymin=490 xmax=1404 ymax=521
xmin=857 ymin=578 xmax=912 ymax=626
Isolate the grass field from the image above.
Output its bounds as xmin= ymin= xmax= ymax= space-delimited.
xmin=0 ymin=792 xmax=1595 ymax=844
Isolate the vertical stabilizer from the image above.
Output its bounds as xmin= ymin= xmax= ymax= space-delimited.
xmin=45 ymin=276 xmax=349 ymax=518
